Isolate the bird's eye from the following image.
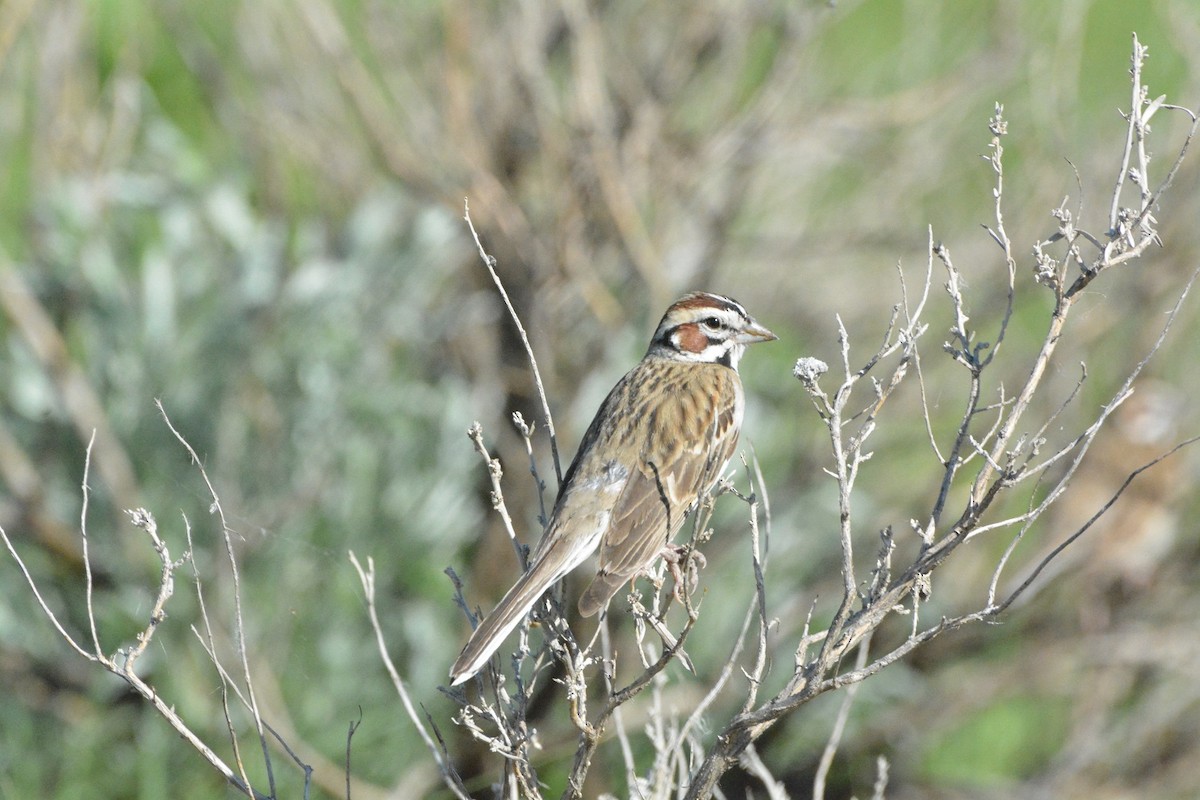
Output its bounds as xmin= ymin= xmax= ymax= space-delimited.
xmin=701 ymin=316 xmax=722 ymax=330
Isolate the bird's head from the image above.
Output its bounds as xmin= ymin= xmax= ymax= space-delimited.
xmin=649 ymin=292 xmax=776 ymax=368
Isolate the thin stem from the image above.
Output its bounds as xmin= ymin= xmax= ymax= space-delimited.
xmin=80 ymin=431 xmax=103 ymax=658
xmin=813 ymin=631 xmax=873 ymax=800
xmin=158 ymin=400 xmax=275 ymax=799
xmin=463 ymin=199 xmax=563 ymax=486
xmin=349 ymin=552 xmax=471 ymax=799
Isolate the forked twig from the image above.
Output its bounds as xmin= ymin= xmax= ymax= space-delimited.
xmin=157 ymin=400 xmax=277 ymax=798
xmin=349 ymin=552 xmax=471 ymax=800
xmin=0 ymin=439 xmax=277 ymax=799
xmin=681 ymin=36 xmax=1199 ymax=798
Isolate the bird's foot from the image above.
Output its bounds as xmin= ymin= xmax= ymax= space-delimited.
xmin=659 ymin=544 xmax=706 ymax=603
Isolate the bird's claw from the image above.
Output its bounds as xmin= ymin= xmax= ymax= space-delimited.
xmin=659 ymin=544 xmax=706 ymax=602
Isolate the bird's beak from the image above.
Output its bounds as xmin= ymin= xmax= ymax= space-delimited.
xmin=737 ymin=320 xmax=778 ymax=345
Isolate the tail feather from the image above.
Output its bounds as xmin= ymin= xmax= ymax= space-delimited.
xmin=449 ymin=558 xmax=565 ymax=686
xmin=448 ymin=573 xmax=547 ymax=686
xmin=577 ymin=572 xmax=624 ymax=618
xmin=450 ymin=520 xmax=605 ymax=686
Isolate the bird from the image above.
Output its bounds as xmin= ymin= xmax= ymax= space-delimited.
xmin=450 ymin=291 xmax=776 ymax=686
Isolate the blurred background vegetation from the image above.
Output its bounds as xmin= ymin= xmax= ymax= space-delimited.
xmin=1 ymin=0 xmax=1199 ymax=797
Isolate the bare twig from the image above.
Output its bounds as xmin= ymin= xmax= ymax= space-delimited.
xmin=0 ymin=525 xmax=98 ymax=663
xmin=183 ymin=512 xmax=249 ymax=789
xmin=80 ymin=431 xmax=103 ymax=657
xmin=813 ymin=631 xmax=872 ymax=800
xmin=350 ymin=552 xmax=471 ymax=798
xmin=346 ymin=710 xmax=362 ymax=800
xmin=998 ymin=432 xmax=1200 ymax=612
xmin=464 ymin=199 xmax=563 ymax=485
xmin=680 ymin=36 xmax=1198 ymax=797
xmin=513 ymin=411 xmax=550 ymax=527
xmin=0 ymin=472 xmax=274 ymax=799
xmin=468 ymin=421 xmax=528 ymax=568
xmin=158 ymin=400 xmax=276 ymax=798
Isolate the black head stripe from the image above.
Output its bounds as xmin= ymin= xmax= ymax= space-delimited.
xmin=652 ymin=292 xmax=751 ymax=353
xmin=671 ymin=292 xmax=746 ymax=319
xmin=718 ymin=295 xmax=748 ymax=319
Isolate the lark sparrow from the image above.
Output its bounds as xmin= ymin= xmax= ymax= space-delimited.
xmin=450 ymin=292 xmax=775 ymax=685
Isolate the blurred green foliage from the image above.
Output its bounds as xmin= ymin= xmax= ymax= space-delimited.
xmin=1 ymin=0 xmax=1199 ymax=798
xmin=920 ymin=695 xmax=1071 ymax=786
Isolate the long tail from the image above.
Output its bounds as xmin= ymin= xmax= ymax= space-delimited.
xmin=449 ymin=542 xmax=586 ymax=685
xmin=449 ymin=570 xmax=551 ymax=685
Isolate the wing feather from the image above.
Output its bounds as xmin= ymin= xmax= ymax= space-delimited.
xmin=578 ymin=363 xmax=741 ymax=616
